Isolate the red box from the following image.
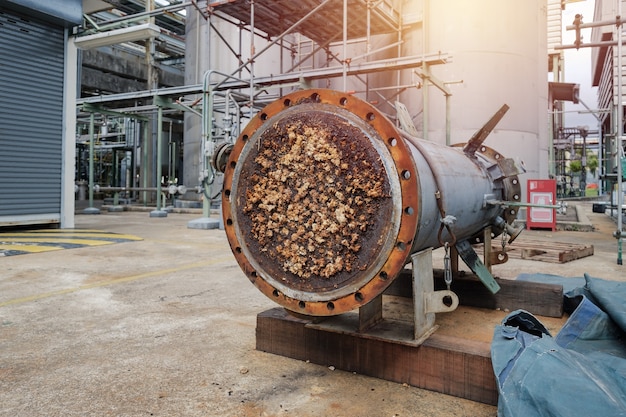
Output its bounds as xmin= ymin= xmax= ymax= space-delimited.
xmin=526 ymin=179 xmax=556 ymax=231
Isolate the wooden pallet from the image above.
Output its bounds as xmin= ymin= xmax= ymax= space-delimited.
xmin=476 ymin=239 xmax=594 ymax=263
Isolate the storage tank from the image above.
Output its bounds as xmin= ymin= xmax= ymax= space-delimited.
xmin=402 ymin=0 xmax=549 ymax=196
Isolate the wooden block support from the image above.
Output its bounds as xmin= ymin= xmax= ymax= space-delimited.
xmin=257 ymin=308 xmax=498 ymax=405
xmin=387 ymin=270 xmax=564 ymax=318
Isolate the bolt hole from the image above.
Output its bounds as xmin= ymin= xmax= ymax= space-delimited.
xmin=443 ymin=295 xmax=453 ymax=307
xmin=298 ymin=301 xmax=306 ymax=309
xmin=512 ymin=179 xmax=518 ymax=185
xmin=272 ymin=289 xmax=279 ymax=297
xmin=283 ymin=98 xmax=291 ymax=107
xmin=311 ymin=92 xmax=320 ymax=102
xmin=498 ymin=253 xmax=506 ymax=261
xmin=495 ymin=154 xmax=500 ymax=159
xmin=235 ymin=247 xmax=242 ymax=253
xmin=396 ymin=241 xmax=406 ymax=251
xmin=230 ymin=160 xmax=236 ymax=169
xmin=250 ymin=271 xmax=257 ymax=278
xmin=327 ymin=302 xmax=335 ymax=311
xmin=404 ymin=206 xmax=414 ymax=215
xmin=366 ymin=112 xmax=375 ymax=121
xmin=513 ymin=194 xmax=519 ymax=200
xmin=510 ymin=209 xmax=516 ymax=215
xmin=242 ymin=135 xmax=249 ymax=142
xmin=226 ymin=218 xmax=233 ymax=226
xmin=355 ymin=292 xmax=364 ymax=302
xmin=260 ymin=113 xmax=268 ymax=121
xmin=339 ymin=97 xmax=348 ymax=106
xmin=491 ymin=232 xmax=496 ymax=238
xmin=224 ymin=189 xmax=231 ymax=197
xmin=481 ymin=146 xmax=487 ymax=152
xmin=379 ymin=271 xmax=388 ymax=280
xmin=401 ymin=170 xmax=411 ymax=180
xmin=388 ymin=137 xmax=397 ymax=147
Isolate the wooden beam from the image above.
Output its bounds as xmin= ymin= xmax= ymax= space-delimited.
xmin=256 ymin=308 xmax=498 ymax=405
xmin=386 ymin=270 xmax=564 ymax=318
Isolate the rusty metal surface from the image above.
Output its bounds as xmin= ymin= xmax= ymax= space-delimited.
xmin=223 ymin=89 xmax=522 ymax=316
xmin=223 ymin=90 xmax=418 ymax=316
xmin=207 ymin=0 xmax=399 ymax=45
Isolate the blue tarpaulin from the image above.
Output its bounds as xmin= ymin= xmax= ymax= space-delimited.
xmin=492 ymin=273 xmax=626 ymax=417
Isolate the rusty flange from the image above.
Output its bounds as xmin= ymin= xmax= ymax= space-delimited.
xmin=222 ymin=89 xmax=419 ymax=316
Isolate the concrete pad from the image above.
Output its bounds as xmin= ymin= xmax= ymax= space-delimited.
xmin=0 ymin=203 xmax=623 ymax=416
xmin=149 ymin=210 xmax=168 ymax=218
xmin=187 ymin=217 xmax=220 ymax=230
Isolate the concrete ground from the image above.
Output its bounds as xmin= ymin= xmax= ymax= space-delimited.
xmin=0 ymin=202 xmax=624 ymax=417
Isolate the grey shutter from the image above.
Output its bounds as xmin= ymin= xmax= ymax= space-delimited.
xmin=0 ymin=7 xmax=65 ymax=220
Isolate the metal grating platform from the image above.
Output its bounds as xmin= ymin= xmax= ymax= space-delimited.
xmin=208 ymin=0 xmax=400 ymax=45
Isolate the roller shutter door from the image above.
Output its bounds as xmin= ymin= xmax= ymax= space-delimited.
xmin=0 ymin=7 xmax=65 ymax=223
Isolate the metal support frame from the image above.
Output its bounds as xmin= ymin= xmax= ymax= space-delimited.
xmin=76 ymin=0 xmax=449 ymax=229
xmin=149 ymin=103 xmax=167 ymax=217
xmin=356 ymin=248 xmax=459 ymax=345
xmin=411 ymin=248 xmax=458 ymax=343
xmin=83 ymin=112 xmax=100 ymax=215
xmin=80 ymin=103 xmax=150 ymax=214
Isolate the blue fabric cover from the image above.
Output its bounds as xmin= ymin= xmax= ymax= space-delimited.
xmin=492 ymin=274 xmax=626 ymax=417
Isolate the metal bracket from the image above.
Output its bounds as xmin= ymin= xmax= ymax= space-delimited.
xmin=455 ymin=240 xmax=501 ymax=294
xmin=412 ymin=248 xmax=459 ymax=342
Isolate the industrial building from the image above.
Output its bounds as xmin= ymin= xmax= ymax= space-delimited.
xmin=0 ymin=0 xmax=621 ymax=227
xmin=0 ymin=0 xmax=574 ymax=228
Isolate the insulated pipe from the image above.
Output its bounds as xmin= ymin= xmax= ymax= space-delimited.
xmin=222 ymin=89 xmax=522 ymax=316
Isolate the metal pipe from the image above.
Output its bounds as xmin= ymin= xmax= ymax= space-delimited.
xmin=87 ymin=113 xmax=96 ymax=209
xmin=343 ymin=0 xmax=348 ymax=91
xmin=617 ymin=2 xmax=624 ymax=265
xmin=222 ymin=89 xmax=523 ymax=316
xmin=142 ymin=121 xmax=149 ymax=206
xmin=97 ymin=186 xmax=171 ymax=192
xmin=156 ymin=105 xmax=164 ymax=211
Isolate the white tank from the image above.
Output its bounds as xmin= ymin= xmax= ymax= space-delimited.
xmin=402 ymin=0 xmax=549 ymax=193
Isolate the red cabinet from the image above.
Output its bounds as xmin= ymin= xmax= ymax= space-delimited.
xmin=526 ymin=179 xmax=556 ymax=231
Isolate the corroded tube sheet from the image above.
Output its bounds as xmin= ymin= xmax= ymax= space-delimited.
xmin=222 ymin=89 xmax=521 ymax=316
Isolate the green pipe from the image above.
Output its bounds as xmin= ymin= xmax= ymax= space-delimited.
xmin=156 ymin=105 xmax=164 ymax=211
xmin=88 ymin=112 xmax=95 ymax=207
xmin=142 ymin=122 xmax=149 ymax=206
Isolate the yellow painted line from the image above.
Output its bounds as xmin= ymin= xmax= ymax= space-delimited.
xmin=27 ymin=229 xmax=108 ymax=233
xmin=0 ymin=244 xmax=63 ymax=253
xmin=0 ymin=237 xmax=118 ymax=246
xmin=0 ymin=232 xmax=143 ymax=241
xmin=0 ymin=255 xmax=235 ymax=308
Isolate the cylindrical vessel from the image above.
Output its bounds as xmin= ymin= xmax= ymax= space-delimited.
xmin=222 ymin=89 xmax=521 ymax=316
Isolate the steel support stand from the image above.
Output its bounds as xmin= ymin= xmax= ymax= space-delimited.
xmin=83 ymin=111 xmax=100 ymax=215
xmin=150 ymin=104 xmax=167 ymax=218
xmin=411 ymin=248 xmax=459 ymax=343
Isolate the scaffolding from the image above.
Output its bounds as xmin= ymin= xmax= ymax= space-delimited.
xmin=75 ymin=0 xmax=449 ymax=215
xmin=553 ymin=127 xmax=594 ymax=197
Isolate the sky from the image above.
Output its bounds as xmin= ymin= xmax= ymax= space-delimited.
xmin=561 ymin=0 xmax=600 ymax=131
